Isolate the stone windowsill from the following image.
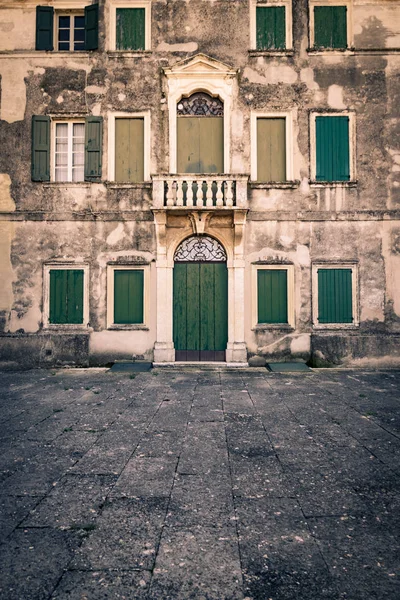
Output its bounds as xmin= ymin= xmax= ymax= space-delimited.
xmin=313 ymin=324 xmax=359 ymax=330
xmin=108 ymin=325 xmax=149 ymax=331
xmin=309 ymin=181 xmax=358 ymax=188
xmin=0 ymin=51 xmax=92 ymax=58
xmin=250 ymin=181 xmax=300 ymax=189
xmin=248 ymin=49 xmax=294 ymax=57
xmin=307 ymin=48 xmax=355 ymax=56
xmin=42 ymin=182 xmax=92 ymax=188
xmin=106 ymin=182 xmax=152 ymax=189
xmin=43 ymin=325 xmax=92 ymax=332
xmin=107 ymin=51 xmax=152 ymax=58
xmin=252 ymin=325 xmax=295 ymax=332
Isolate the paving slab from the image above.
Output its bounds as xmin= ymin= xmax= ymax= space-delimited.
xmin=0 ymin=367 xmax=399 ymax=599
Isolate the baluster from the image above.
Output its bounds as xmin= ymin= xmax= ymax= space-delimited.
xmin=225 ymin=180 xmax=233 ymax=206
xmin=166 ymin=179 xmax=174 ymax=206
xmin=205 ymin=180 xmax=213 ymax=207
xmin=176 ymin=179 xmax=184 ymax=206
xmin=216 ymin=179 xmax=224 ymax=206
xmin=196 ymin=180 xmax=204 ymax=208
xmin=186 ymin=179 xmax=193 ymax=207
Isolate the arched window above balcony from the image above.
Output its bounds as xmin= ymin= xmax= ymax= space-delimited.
xmin=177 ymin=92 xmax=224 ymax=117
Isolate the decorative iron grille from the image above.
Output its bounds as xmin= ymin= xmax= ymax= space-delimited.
xmin=174 ymin=236 xmax=227 ymax=262
xmin=177 ymin=92 xmax=224 ymax=117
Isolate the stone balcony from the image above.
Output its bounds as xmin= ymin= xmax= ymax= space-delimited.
xmin=152 ymin=175 xmax=249 ymax=210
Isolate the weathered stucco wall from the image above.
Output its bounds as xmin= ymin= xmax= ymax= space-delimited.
xmin=0 ymin=0 xmax=400 ymax=366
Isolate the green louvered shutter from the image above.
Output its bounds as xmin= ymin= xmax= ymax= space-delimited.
xmin=32 ymin=115 xmax=50 ymax=182
xmin=316 ymin=116 xmax=350 ymax=181
xmin=116 ymin=8 xmax=145 ymax=50
xmin=257 ymin=270 xmax=288 ymax=324
xmin=36 ymin=6 xmax=54 ymax=51
xmin=256 ymin=6 xmax=286 ymax=50
xmin=257 ymin=118 xmax=286 ymax=181
xmin=314 ymin=6 xmax=347 ymax=49
xmin=49 ymin=270 xmax=84 ymax=324
xmin=318 ymin=269 xmax=353 ymax=323
xmin=85 ymin=3 xmax=99 ymax=50
xmin=84 ymin=116 xmax=103 ymax=181
xmin=114 ymin=270 xmax=144 ymax=324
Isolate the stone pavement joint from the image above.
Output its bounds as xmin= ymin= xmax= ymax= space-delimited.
xmin=0 ymin=368 xmax=399 ymax=599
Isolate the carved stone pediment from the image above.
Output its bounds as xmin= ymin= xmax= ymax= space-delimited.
xmin=164 ymin=54 xmax=237 ymax=78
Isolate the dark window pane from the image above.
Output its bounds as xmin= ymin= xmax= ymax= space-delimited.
xmin=58 ymin=29 xmax=70 ymax=42
xmin=58 ymin=16 xmax=70 ymax=28
xmin=74 ymin=41 xmax=85 ymax=50
xmin=74 ymin=16 xmax=85 ymax=28
xmin=58 ymin=42 xmax=69 ymax=51
xmin=74 ymin=29 xmax=85 ymax=42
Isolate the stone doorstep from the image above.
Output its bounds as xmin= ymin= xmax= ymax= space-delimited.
xmin=152 ymin=362 xmax=267 ymax=371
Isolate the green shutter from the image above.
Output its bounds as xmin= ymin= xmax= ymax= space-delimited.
xmin=115 ymin=118 xmax=144 ymax=182
xmin=36 ymin=6 xmax=54 ymax=51
xmin=32 ymin=115 xmax=50 ymax=182
xmin=318 ymin=269 xmax=353 ymax=323
xmin=314 ymin=6 xmax=347 ymax=49
xmin=316 ymin=116 xmax=350 ymax=181
xmin=85 ymin=3 xmax=99 ymax=51
xmin=257 ymin=118 xmax=286 ymax=181
xmin=256 ymin=6 xmax=286 ymax=50
xmin=114 ymin=270 xmax=144 ymax=324
xmin=84 ymin=116 xmax=103 ymax=181
xmin=49 ymin=270 xmax=84 ymax=324
xmin=116 ymin=8 xmax=145 ymax=51
xmin=257 ymin=270 xmax=288 ymax=324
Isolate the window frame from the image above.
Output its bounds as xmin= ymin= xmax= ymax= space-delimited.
xmin=252 ymin=264 xmax=295 ymax=329
xmin=109 ymin=1 xmax=152 ymax=52
xmin=251 ymin=111 xmax=294 ymax=182
xmin=250 ymin=0 xmax=293 ymax=51
xmin=55 ymin=10 xmax=85 ymax=52
xmin=312 ymin=262 xmax=359 ymax=329
xmin=309 ymin=1 xmax=353 ymax=51
xmin=107 ymin=111 xmax=151 ymax=182
xmin=43 ymin=263 xmax=90 ymax=329
xmin=107 ymin=264 xmax=150 ymax=329
xmin=310 ymin=111 xmax=356 ymax=183
xmin=51 ymin=119 xmax=86 ymax=183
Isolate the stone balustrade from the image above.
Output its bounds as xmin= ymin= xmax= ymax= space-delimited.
xmin=152 ymin=175 xmax=248 ymax=209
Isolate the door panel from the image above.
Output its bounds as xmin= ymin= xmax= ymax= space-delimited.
xmin=115 ymin=118 xmax=144 ymax=182
xmin=177 ymin=117 xmax=223 ymax=173
xmin=173 ymin=262 xmax=228 ymax=361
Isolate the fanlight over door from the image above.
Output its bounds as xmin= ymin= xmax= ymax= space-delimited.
xmin=177 ymin=92 xmax=224 ymax=174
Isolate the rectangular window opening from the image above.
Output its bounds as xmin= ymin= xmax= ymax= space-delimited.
xmin=257 ymin=117 xmax=286 ymax=182
xmin=116 ymin=8 xmax=146 ymax=51
xmin=49 ymin=269 xmax=84 ymax=325
xmin=317 ymin=268 xmax=353 ymax=324
xmin=256 ymin=6 xmax=286 ymax=50
xmin=315 ymin=115 xmax=350 ymax=182
xmin=55 ymin=122 xmax=85 ymax=182
xmin=257 ymin=269 xmax=288 ymax=324
xmin=57 ymin=13 xmax=85 ymax=51
xmin=113 ymin=269 xmax=144 ymax=324
xmin=314 ymin=5 xmax=347 ymax=49
xmin=115 ymin=118 xmax=145 ymax=182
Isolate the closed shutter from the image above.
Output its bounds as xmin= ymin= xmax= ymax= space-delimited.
xmin=31 ymin=115 xmax=50 ymax=182
xmin=257 ymin=269 xmax=288 ymax=324
xmin=256 ymin=6 xmax=286 ymax=50
xmin=314 ymin=6 xmax=347 ymax=49
xmin=85 ymin=3 xmax=99 ymax=51
xmin=257 ymin=118 xmax=286 ymax=181
xmin=115 ymin=118 xmax=144 ymax=182
xmin=316 ymin=116 xmax=350 ymax=181
xmin=114 ymin=270 xmax=144 ymax=324
xmin=49 ymin=270 xmax=84 ymax=324
xmin=36 ymin=6 xmax=54 ymax=51
xmin=318 ymin=268 xmax=353 ymax=323
xmin=84 ymin=116 xmax=103 ymax=180
xmin=116 ymin=8 xmax=145 ymax=50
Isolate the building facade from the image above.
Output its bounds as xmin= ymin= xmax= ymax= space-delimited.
xmin=0 ymin=0 xmax=399 ymax=368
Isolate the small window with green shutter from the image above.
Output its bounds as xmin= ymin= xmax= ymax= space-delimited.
xmin=256 ymin=6 xmax=286 ymax=50
xmin=313 ymin=5 xmax=348 ymax=49
xmin=257 ymin=117 xmax=286 ymax=181
xmin=49 ymin=269 xmax=84 ymax=325
xmin=315 ymin=115 xmax=350 ymax=182
xmin=113 ymin=270 xmax=144 ymax=325
xmin=316 ymin=268 xmax=354 ymax=324
xmin=257 ymin=269 xmax=288 ymax=324
xmin=115 ymin=118 xmax=144 ymax=182
xmin=36 ymin=5 xmax=98 ymax=52
xmin=116 ymin=8 xmax=146 ymax=51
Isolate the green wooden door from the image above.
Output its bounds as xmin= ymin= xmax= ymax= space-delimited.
xmin=173 ymin=262 xmax=228 ymax=361
xmin=177 ymin=117 xmax=223 ymax=173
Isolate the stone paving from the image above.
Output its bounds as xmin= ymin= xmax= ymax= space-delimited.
xmin=0 ymin=367 xmax=399 ymax=600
